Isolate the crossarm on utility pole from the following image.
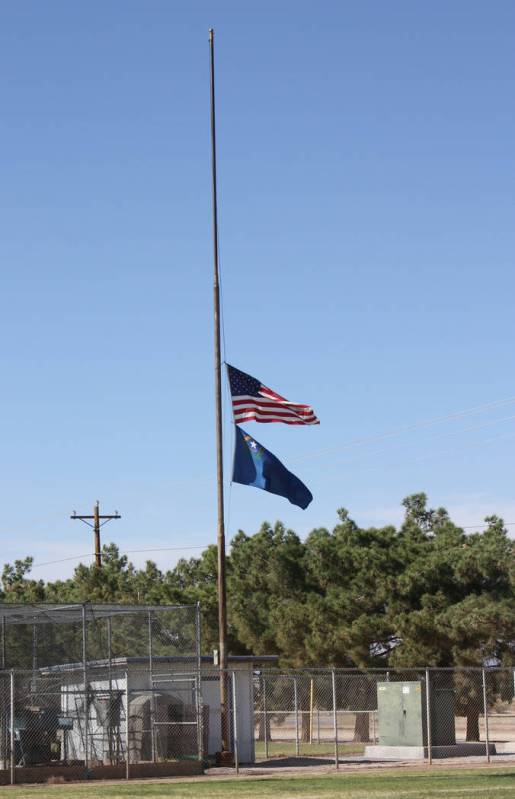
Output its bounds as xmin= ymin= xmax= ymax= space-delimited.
xmin=70 ymin=501 xmax=121 ymax=567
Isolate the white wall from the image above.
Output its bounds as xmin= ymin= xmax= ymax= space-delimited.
xmin=59 ymin=663 xmax=256 ymax=764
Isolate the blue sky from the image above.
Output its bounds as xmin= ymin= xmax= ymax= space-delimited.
xmin=1 ymin=2 xmax=514 ymax=580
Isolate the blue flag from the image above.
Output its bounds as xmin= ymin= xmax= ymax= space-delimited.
xmin=232 ymin=426 xmax=313 ymax=510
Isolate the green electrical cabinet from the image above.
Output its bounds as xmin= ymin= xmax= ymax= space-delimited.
xmin=431 ymin=688 xmax=456 ymax=746
xmin=377 ymin=681 xmax=455 ymax=747
xmin=377 ymin=681 xmax=425 ymax=746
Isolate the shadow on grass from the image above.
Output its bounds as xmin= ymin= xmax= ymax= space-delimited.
xmin=253 ymin=756 xmax=370 ymax=768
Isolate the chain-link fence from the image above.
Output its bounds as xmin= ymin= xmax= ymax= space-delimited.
xmin=0 ymin=666 xmax=206 ymax=784
xmin=253 ymin=668 xmax=515 ymax=766
xmin=1 ymin=664 xmax=513 ymax=780
xmin=0 ymin=602 xmax=204 ymax=784
xmin=0 ymin=664 xmax=242 ymax=783
xmin=0 ymin=603 xmax=200 ymax=671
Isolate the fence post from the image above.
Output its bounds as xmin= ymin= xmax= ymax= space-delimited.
xmin=262 ymin=674 xmax=269 ymax=759
xmin=232 ymin=671 xmax=239 ymax=774
xmin=1 ymin=617 xmax=5 ymax=670
xmin=125 ymin=671 xmax=130 ymax=780
xmin=107 ymin=615 xmax=113 ymax=765
xmin=293 ymin=676 xmax=300 ymax=757
xmin=9 ymin=670 xmax=14 ymax=786
xmin=317 ymin=706 xmax=320 ymax=745
xmin=482 ymin=668 xmax=491 ymax=763
xmin=82 ymin=604 xmax=88 ymax=770
xmin=148 ymin=610 xmax=157 ymax=763
xmin=331 ymin=670 xmax=339 ymax=770
xmin=196 ymin=672 xmax=204 ymax=764
xmin=195 ymin=602 xmax=204 ymax=764
xmin=309 ymin=678 xmax=314 ymax=744
xmin=425 ymin=668 xmax=432 ymax=765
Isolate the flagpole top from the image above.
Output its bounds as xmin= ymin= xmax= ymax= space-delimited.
xmin=209 ymin=28 xmax=214 ymax=40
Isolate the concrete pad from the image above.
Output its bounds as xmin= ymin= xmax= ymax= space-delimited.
xmin=495 ymin=742 xmax=515 ymax=754
xmin=364 ymin=743 xmax=496 ymax=760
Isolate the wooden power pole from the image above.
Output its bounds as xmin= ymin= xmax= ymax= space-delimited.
xmin=71 ymin=501 xmax=121 ymax=567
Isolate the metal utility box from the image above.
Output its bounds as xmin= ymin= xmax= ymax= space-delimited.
xmin=377 ymin=681 xmax=425 ymax=746
xmin=430 ymin=688 xmax=456 ymax=746
xmin=377 ymin=681 xmax=455 ymax=747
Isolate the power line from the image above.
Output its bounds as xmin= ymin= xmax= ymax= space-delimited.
xmin=20 ymin=519 xmax=515 ymax=572
xmin=312 ymin=414 xmax=515 ymax=474
xmin=462 ymin=522 xmax=515 ymax=529
xmin=28 ymin=545 xmax=210 ymax=570
xmin=293 ymin=395 xmax=515 ymax=464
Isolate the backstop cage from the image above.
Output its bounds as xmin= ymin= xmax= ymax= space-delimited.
xmin=0 ymin=603 xmax=203 ymax=783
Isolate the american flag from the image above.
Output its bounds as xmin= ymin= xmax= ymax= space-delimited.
xmin=227 ymin=364 xmax=320 ymax=426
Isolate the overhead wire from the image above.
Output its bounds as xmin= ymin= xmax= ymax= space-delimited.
xmin=27 ymin=545 xmax=210 ymax=570
xmin=291 ymin=395 xmax=515 ymax=464
xmin=19 ymin=516 xmax=515 ymax=573
xmin=305 ymin=411 xmax=515 ymax=473
xmin=9 ymin=402 xmax=515 ymax=576
xmin=12 ymin=400 xmax=515 ymax=571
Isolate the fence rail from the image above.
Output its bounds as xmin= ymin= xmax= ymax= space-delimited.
xmin=0 ymin=664 xmax=513 ymax=782
xmin=0 ymin=666 xmax=205 ymax=784
xmin=252 ymin=667 xmax=515 ymax=765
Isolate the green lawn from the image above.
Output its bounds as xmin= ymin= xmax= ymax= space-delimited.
xmin=254 ymin=741 xmax=365 ymax=758
xmin=5 ymin=768 xmax=515 ymax=799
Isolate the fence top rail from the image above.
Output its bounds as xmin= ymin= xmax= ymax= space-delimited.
xmin=0 ymin=602 xmax=198 ymax=625
xmin=253 ymin=666 xmax=515 ymax=674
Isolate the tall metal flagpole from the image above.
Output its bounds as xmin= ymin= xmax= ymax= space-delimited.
xmin=209 ymin=27 xmax=229 ymax=754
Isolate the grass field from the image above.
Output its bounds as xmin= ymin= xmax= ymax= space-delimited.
xmin=254 ymin=741 xmax=365 ymax=758
xmin=5 ymin=768 xmax=515 ymax=799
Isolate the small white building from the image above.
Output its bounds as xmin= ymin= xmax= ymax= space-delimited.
xmin=54 ymin=654 xmax=277 ymax=765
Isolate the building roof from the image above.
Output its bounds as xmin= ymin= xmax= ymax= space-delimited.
xmin=40 ymin=653 xmax=279 ymax=674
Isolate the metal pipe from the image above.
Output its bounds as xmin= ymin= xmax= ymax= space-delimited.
xmin=263 ymin=675 xmax=269 ymax=759
xmin=309 ymin=678 xmax=314 ymax=744
xmin=152 ymin=721 xmax=198 ymax=726
xmin=195 ymin=602 xmax=203 ymax=764
xmin=331 ymin=670 xmax=339 ymax=770
xmin=148 ymin=610 xmax=154 ymax=675
xmin=482 ymin=668 xmax=491 ymax=763
xmin=9 ymin=671 xmax=14 ymax=785
xmin=293 ymin=676 xmax=300 ymax=757
xmin=32 ymin=620 xmax=37 ymax=673
xmin=195 ymin=673 xmax=204 ymax=763
xmin=125 ymin=671 xmax=130 ymax=780
xmin=208 ymin=25 xmax=229 ymax=754
xmin=425 ymin=668 xmax=432 ymax=765
xmin=148 ymin=611 xmax=156 ymax=762
xmin=195 ymin=602 xmax=202 ymax=670
xmin=82 ymin=604 xmax=88 ymax=769
xmin=232 ymin=671 xmax=239 ymax=774
xmin=107 ymin=616 xmax=113 ymax=765
xmin=1 ymin=617 xmax=6 ymax=669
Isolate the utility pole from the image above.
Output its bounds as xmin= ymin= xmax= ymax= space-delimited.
xmin=70 ymin=502 xmax=121 ymax=567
